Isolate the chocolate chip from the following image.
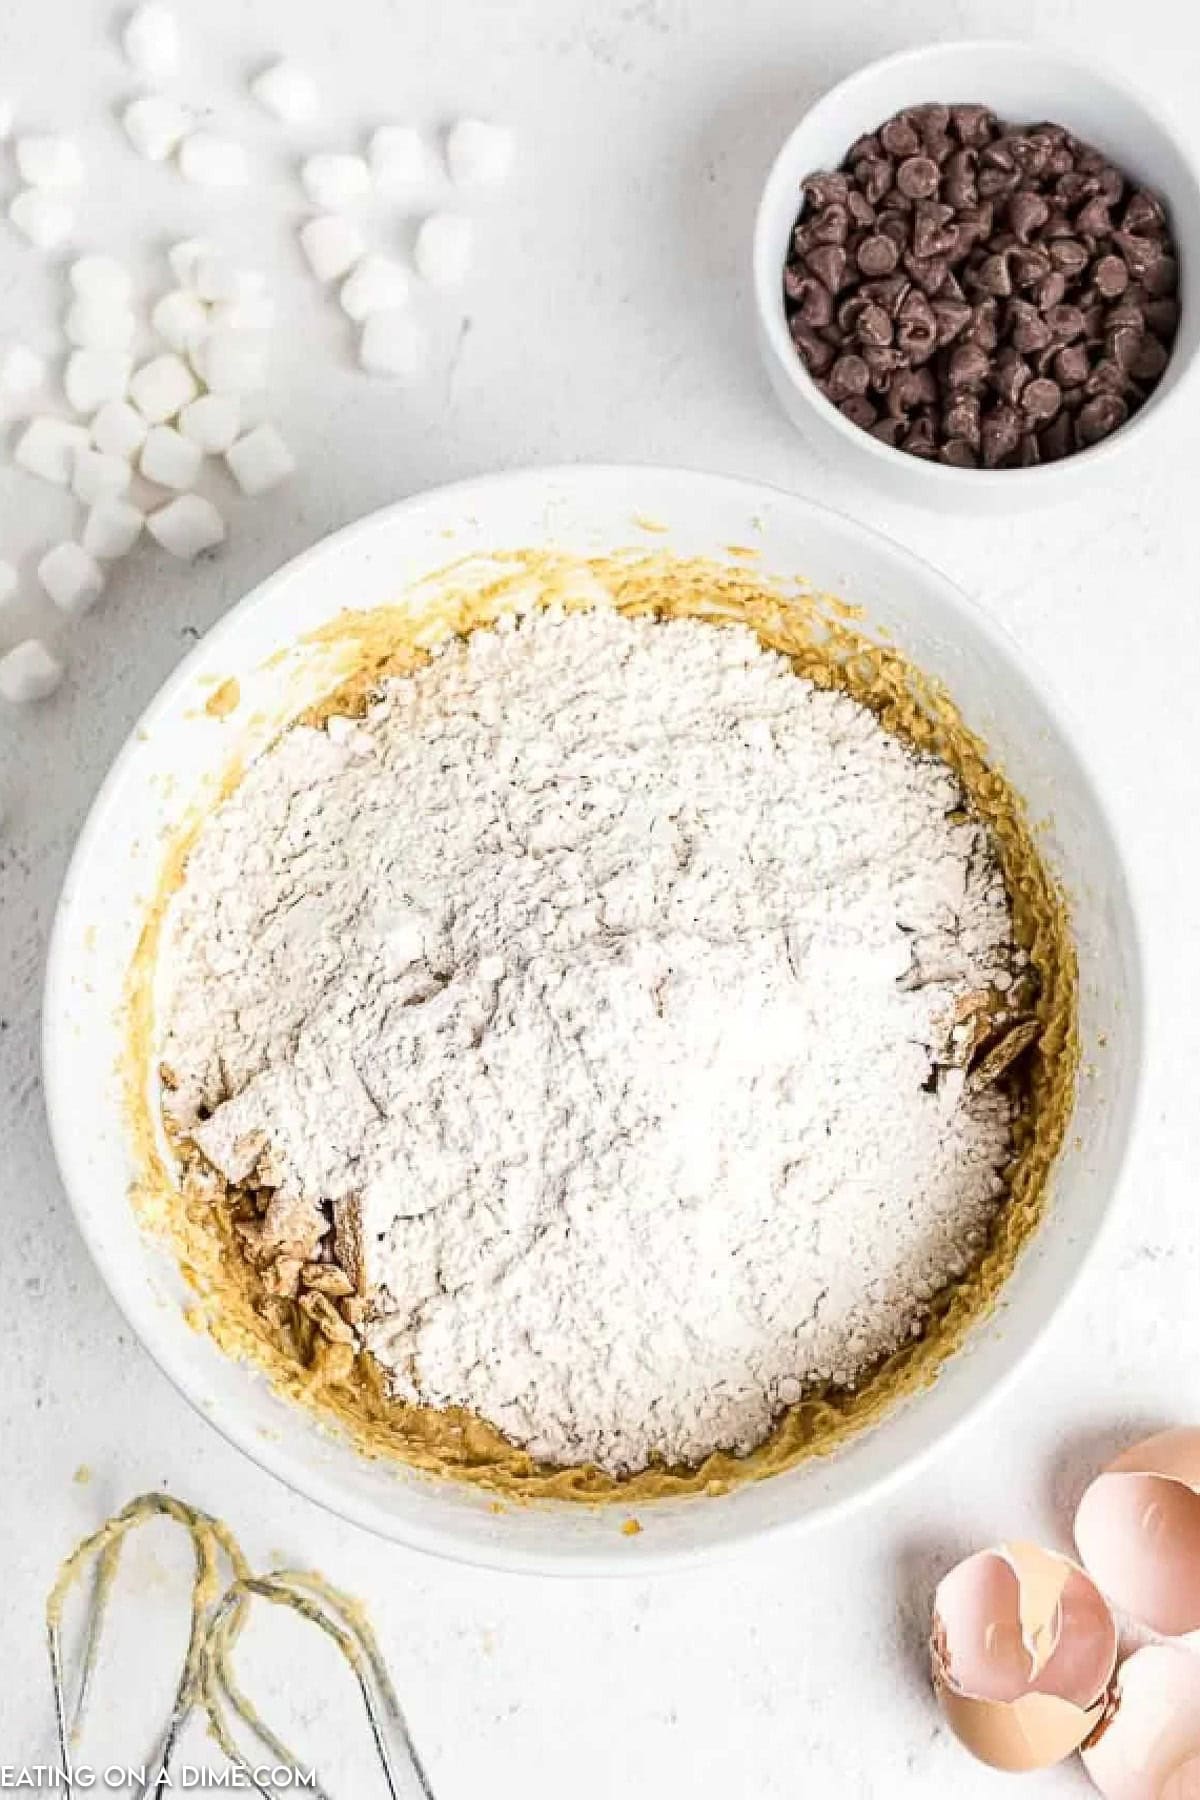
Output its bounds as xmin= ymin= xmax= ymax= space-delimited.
xmin=1107 ymin=324 xmax=1144 ymax=373
xmin=888 ymin=366 xmax=938 ymax=416
xmin=1145 ymin=253 xmax=1178 ymax=298
xmin=940 ymin=436 xmax=979 ymax=466
xmin=896 ymin=155 xmax=940 ymax=200
xmin=1074 ymin=195 xmax=1113 ymax=238
xmin=857 ymin=233 xmax=900 ymax=277
xmin=1145 ymin=296 xmax=1180 ymax=336
xmin=971 ymin=251 xmax=1013 ymax=298
xmin=1009 ymin=190 xmax=1050 ymax=242
xmin=1124 ymin=188 xmax=1166 ymax=234
xmin=1053 ymin=343 xmax=1091 ymax=387
xmin=943 ymin=392 xmax=981 ymax=445
xmin=903 ymin=416 xmax=937 ymax=457
xmin=1022 ymin=376 xmax=1062 ymax=422
xmin=1039 ymin=413 xmax=1074 ymax=460
xmin=807 ymin=243 xmax=848 ymax=292
xmin=1045 ymin=302 xmax=1086 ymax=342
xmin=869 ymin=417 xmax=907 ymax=446
xmin=980 ymin=402 xmax=1021 ymax=466
xmin=1033 ymin=271 xmax=1067 ymax=312
xmin=1093 ymin=253 xmax=1129 ymax=299
xmin=943 ymin=149 xmax=978 ymax=210
xmin=857 ymin=158 xmax=895 ymax=206
xmin=1076 ymin=393 xmax=1128 ymax=444
xmin=932 ymin=299 xmax=973 ymax=346
xmin=951 ymin=105 xmax=996 ymax=149
xmin=827 ymin=353 xmax=871 ymax=399
xmin=787 ymin=274 xmax=836 ymax=326
xmin=912 ymin=201 xmax=957 ymax=259
xmin=992 ymin=347 xmax=1031 ymax=406
xmin=1010 ymin=245 xmax=1052 ymax=288
xmin=803 ymin=172 xmax=850 ymax=209
xmin=1049 ymin=238 xmax=1089 ymax=277
xmin=811 ymin=203 xmax=850 ymax=246
xmin=1017 ymin=432 xmax=1041 ymax=466
xmin=948 ymin=342 xmax=991 ymax=390
xmin=903 ymin=252 xmax=950 ymax=296
xmin=1129 ymin=334 xmax=1169 ymax=381
xmin=963 ymin=299 xmax=999 ymax=351
xmin=978 ymin=164 xmax=1021 ymax=199
xmin=847 ymin=190 xmax=877 ymax=229
xmin=789 ymin=317 xmax=836 ymax=373
xmin=880 ymin=115 xmax=921 ymax=158
xmin=856 ymin=301 xmax=894 ymax=347
xmin=839 ymin=395 xmax=878 ymax=428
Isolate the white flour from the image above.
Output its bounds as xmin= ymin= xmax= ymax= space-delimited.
xmin=160 ymin=605 xmax=1020 ymax=1474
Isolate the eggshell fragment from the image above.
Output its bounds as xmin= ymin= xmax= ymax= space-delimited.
xmin=931 ymin=1541 xmax=1118 ymax=1772
xmin=1075 ymin=1428 xmax=1200 ymax=1644
xmin=1081 ymin=1645 xmax=1200 ymax=1800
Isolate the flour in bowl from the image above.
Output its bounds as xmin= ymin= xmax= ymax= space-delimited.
xmin=159 ymin=604 xmax=1025 ymax=1475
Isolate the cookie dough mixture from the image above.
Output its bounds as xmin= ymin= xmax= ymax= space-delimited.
xmin=158 ymin=602 xmax=1037 ymax=1477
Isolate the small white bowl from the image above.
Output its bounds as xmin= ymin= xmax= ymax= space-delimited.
xmin=754 ymin=39 xmax=1200 ymax=511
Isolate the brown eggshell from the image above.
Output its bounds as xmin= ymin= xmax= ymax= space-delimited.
xmin=1081 ymin=1645 xmax=1200 ymax=1800
xmin=1075 ymin=1428 xmax=1200 ymax=1642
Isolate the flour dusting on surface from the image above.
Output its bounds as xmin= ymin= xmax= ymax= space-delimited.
xmin=159 ymin=606 xmax=1022 ymax=1475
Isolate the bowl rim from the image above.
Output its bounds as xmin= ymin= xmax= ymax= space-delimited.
xmin=42 ymin=464 xmax=1148 ymax=1573
xmin=752 ymin=36 xmax=1200 ymax=491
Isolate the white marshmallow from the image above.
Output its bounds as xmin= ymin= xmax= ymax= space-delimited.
xmin=91 ymin=399 xmax=148 ymax=460
xmin=369 ymin=125 xmax=429 ymax=192
xmin=0 ymin=639 xmax=64 ymax=704
xmin=192 ymin=254 xmax=243 ymax=303
xmin=15 ymin=135 xmax=84 ymax=189
xmin=83 ymin=498 xmax=144 ymax=561
xmin=208 ymin=293 xmax=275 ymax=333
xmin=64 ymin=299 xmax=136 ymax=350
xmin=123 ymin=95 xmax=192 ymax=163
xmin=300 ymin=152 xmax=370 ymax=210
xmin=0 ymin=561 xmax=17 ymax=604
xmin=72 ymin=446 xmax=132 ymax=506
xmin=167 ymin=238 xmax=213 ymax=289
xmin=191 ymin=330 xmax=267 ymax=396
xmin=147 ymin=494 xmax=224 ymax=558
xmin=225 ymin=423 xmax=295 ymax=496
xmin=178 ymin=393 xmax=239 ymax=454
xmin=251 ymin=60 xmax=319 ymax=124
xmin=446 ymin=118 xmax=514 ymax=188
xmin=0 ymin=344 xmax=46 ymax=396
xmin=299 ymin=214 xmax=363 ymax=283
xmin=123 ymin=3 xmax=179 ymax=79
xmin=140 ymin=423 xmax=202 ymax=489
xmin=14 ymin=418 xmax=91 ymax=485
xmin=151 ymin=289 xmax=208 ymax=353
xmin=339 ymin=254 xmax=410 ymax=321
xmin=69 ymin=255 xmax=133 ymax=303
xmin=129 ymin=353 xmax=197 ymax=422
xmin=358 ymin=310 xmax=428 ymax=380
xmin=9 ymin=189 xmax=74 ymax=249
xmin=38 ymin=542 xmax=105 ymax=616
xmin=64 ymin=349 xmax=133 ymax=414
xmin=414 ymin=212 xmax=472 ymax=286
xmin=179 ymin=133 xmax=249 ymax=188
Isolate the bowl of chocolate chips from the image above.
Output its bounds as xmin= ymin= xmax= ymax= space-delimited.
xmin=754 ymin=40 xmax=1200 ymax=508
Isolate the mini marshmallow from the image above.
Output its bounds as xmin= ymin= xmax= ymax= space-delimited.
xmin=192 ymin=330 xmax=267 ymax=396
xmin=151 ymin=289 xmax=208 ymax=353
xmin=339 ymin=253 xmax=410 ymax=321
xmin=251 ymin=60 xmax=318 ymax=124
xmin=147 ymin=494 xmax=225 ymax=558
xmin=91 ymin=399 xmax=148 ymax=460
xmin=178 ymin=393 xmax=239 ymax=453
xmin=123 ymin=95 xmax=192 ymax=163
xmin=72 ymin=446 xmax=132 ymax=506
xmin=167 ymin=238 xmax=213 ymax=288
xmin=69 ymin=255 xmax=133 ymax=303
xmin=64 ymin=299 xmax=136 ymax=350
xmin=64 ymin=349 xmax=133 ymax=414
xmin=140 ymin=423 xmax=202 ymax=489
xmin=414 ymin=212 xmax=472 ymax=286
xmin=208 ymin=293 xmax=276 ymax=333
xmin=9 ymin=190 xmax=74 ymax=249
xmin=446 ymin=118 xmax=514 ymax=188
xmin=299 ymin=214 xmax=363 ymax=283
xmin=0 ymin=344 xmax=46 ymax=396
xmin=179 ymin=133 xmax=249 ymax=188
xmin=0 ymin=639 xmax=63 ymax=704
xmin=358 ymin=310 xmax=428 ymax=380
xmin=123 ymin=3 xmax=179 ymax=78
xmin=15 ymin=135 xmax=85 ymax=189
xmin=129 ymin=353 xmax=198 ymax=422
xmin=300 ymin=153 xmax=370 ymax=210
xmin=14 ymin=418 xmax=91 ymax=485
xmin=225 ymin=423 xmax=295 ymax=496
xmin=0 ymin=561 xmax=17 ymax=604
xmin=38 ymin=541 xmax=105 ymax=616
xmin=369 ymin=125 xmax=429 ymax=192
xmin=83 ymin=498 xmax=144 ymax=561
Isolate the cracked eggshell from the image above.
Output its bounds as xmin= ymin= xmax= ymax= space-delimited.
xmin=1081 ymin=1645 xmax=1200 ymax=1800
xmin=930 ymin=1541 xmax=1118 ymax=1772
xmin=1075 ymin=1428 xmax=1200 ymax=1644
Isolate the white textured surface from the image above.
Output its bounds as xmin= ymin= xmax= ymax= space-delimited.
xmin=1 ymin=0 xmax=1198 ymax=1791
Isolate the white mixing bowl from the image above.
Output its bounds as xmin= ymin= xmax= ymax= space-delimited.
xmin=43 ymin=466 xmax=1143 ymax=1573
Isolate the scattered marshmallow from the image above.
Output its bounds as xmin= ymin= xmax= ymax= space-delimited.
xmin=359 ymin=310 xmax=428 ymax=380
xmin=446 ymin=118 xmax=514 ymax=188
xmin=192 ymin=330 xmax=267 ymax=395
xmin=298 ymin=214 xmax=363 ymax=283
xmin=0 ymin=344 xmax=46 ymax=396
xmin=122 ymin=3 xmax=179 ymax=79
xmin=15 ymin=135 xmax=85 ymax=189
xmin=225 ymin=423 xmax=295 ymax=496
xmin=14 ymin=418 xmax=91 ymax=485
xmin=178 ymin=393 xmax=239 ymax=454
xmin=192 ymin=255 xmax=262 ymax=305
xmin=414 ymin=213 xmax=473 ymax=287
xmin=251 ymin=60 xmax=318 ymax=124
xmin=83 ymin=498 xmax=144 ymax=561
xmin=369 ymin=125 xmax=429 ymax=192
xmin=129 ymin=353 xmax=198 ymax=422
xmin=300 ymin=153 xmax=370 ymax=210
xmin=123 ymin=95 xmax=192 ymax=163
xmin=9 ymin=190 xmax=74 ymax=249
xmin=140 ymin=422 xmax=203 ymax=489
xmin=38 ymin=542 xmax=105 ymax=616
xmin=0 ymin=639 xmax=64 ymax=704
xmin=179 ymin=133 xmax=249 ymax=188
xmin=91 ymin=399 xmax=148 ymax=460
xmin=64 ymin=349 xmax=133 ymax=414
xmin=0 ymin=561 xmax=17 ymax=604
xmin=208 ymin=292 xmax=275 ymax=333
xmin=147 ymin=494 xmax=225 ymax=558
xmin=69 ymin=255 xmax=133 ymax=304
xmin=72 ymin=446 xmax=132 ymax=506
xmin=151 ymin=289 xmax=208 ymax=354
xmin=339 ymin=253 xmax=410 ymax=321
xmin=64 ymin=299 xmax=136 ymax=350
xmin=167 ymin=238 xmax=213 ymax=289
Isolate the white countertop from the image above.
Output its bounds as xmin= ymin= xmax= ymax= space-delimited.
xmin=3 ymin=0 xmax=1199 ymax=1789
